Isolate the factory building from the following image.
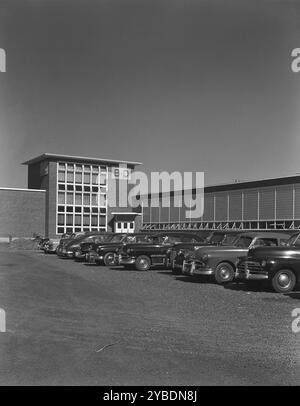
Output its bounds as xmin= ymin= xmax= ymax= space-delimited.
xmin=141 ymin=175 xmax=300 ymax=231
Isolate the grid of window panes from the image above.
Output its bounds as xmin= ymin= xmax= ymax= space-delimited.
xmin=56 ymin=162 xmax=108 ymax=234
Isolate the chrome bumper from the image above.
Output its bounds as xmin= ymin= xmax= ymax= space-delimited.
xmin=182 ymin=261 xmax=213 ymax=276
xmin=236 ymin=270 xmax=269 ymax=280
xmin=85 ymin=251 xmax=100 ymax=263
xmin=116 ymin=254 xmax=136 ymax=265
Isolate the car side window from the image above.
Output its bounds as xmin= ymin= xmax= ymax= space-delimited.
xmin=253 ymin=238 xmax=278 ymax=247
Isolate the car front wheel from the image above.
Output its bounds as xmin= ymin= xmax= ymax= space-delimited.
xmin=103 ymin=252 xmax=115 ymax=266
xmin=214 ymin=262 xmax=235 ymax=284
xmin=135 ymin=255 xmax=151 ymax=271
xmin=271 ymin=269 xmax=296 ymax=293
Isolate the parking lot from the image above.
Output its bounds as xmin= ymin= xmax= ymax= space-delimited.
xmin=0 ymin=248 xmax=300 ymax=385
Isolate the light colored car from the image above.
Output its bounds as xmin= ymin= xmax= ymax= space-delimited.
xmin=44 ymin=239 xmax=60 ymax=254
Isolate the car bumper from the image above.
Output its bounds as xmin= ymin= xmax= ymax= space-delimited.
xmin=182 ymin=261 xmax=213 ymax=276
xmin=236 ymin=262 xmax=269 ymax=281
xmin=85 ymin=251 xmax=100 ymax=263
xmin=236 ymin=270 xmax=269 ymax=280
xmin=116 ymin=254 xmax=136 ymax=265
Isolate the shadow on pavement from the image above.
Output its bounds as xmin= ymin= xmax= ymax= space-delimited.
xmin=223 ymin=281 xmax=269 ymax=293
xmin=173 ymin=275 xmax=215 ymax=285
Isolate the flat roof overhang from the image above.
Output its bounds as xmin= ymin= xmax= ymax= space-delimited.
xmin=22 ymin=153 xmax=142 ymax=167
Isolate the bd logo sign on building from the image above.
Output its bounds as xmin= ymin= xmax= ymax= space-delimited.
xmin=108 ymin=165 xmax=204 ymax=219
xmin=0 ymin=48 xmax=6 ymax=72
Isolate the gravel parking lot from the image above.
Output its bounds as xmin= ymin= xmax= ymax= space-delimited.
xmin=0 ymin=248 xmax=300 ymax=385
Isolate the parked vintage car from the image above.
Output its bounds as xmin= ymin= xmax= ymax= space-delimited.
xmin=37 ymin=238 xmax=50 ymax=250
xmin=57 ymin=231 xmax=109 ymax=258
xmin=116 ymin=232 xmax=205 ymax=271
xmin=43 ymin=239 xmax=60 ymax=254
xmin=168 ymin=230 xmax=243 ymax=274
xmin=74 ymin=232 xmax=117 ymax=261
xmin=182 ymin=232 xmax=290 ymax=284
xmin=85 ymin=233 xmax=157 ymax=265
xmin=236 ymin=232 xmax=300 ymax=293
xmin=56 ymin=231 xmax=87 ymax=256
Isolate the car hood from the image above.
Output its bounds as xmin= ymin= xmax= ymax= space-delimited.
xmin=189 ymin=245 xmax=246 ymax=260
xmin=247 ymin=245 xmax=299 ymax=260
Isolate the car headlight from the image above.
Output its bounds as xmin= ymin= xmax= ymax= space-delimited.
xmin=202 ymin=254 xmax=209 ymax=262
xmin=261 ymin=259 xmax=267 ymax=267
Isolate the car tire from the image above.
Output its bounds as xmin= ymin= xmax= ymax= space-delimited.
xmin=171 ymin=265 xmax=181 ymax=275
xmin=214 ymin=262 xmax=235 ymax=284
xmin=271 ymin=269 xmax=296 ymax=293
xmin=103 ymin=252 xmax=115 ymax=266
xmin=135 ymin=255 xmax=151 ymax=271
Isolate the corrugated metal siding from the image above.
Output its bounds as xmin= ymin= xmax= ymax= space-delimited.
xmin=142 ymin=202 xmax=151 ymax=223
xmin=215 ymin=193 xmax=228 ymax=221
xmin=229 ymin=191 xmax=243 ymax=220
xmin=294 ymin=186 xmax=300 ymax=219
xmin=170 ymin=195 xmax=180 ymax=222
xmin=259 ymin=187 xmax=275 ymax=220
xmin=203 ymin=194 xmax=214 ymax=221
xmin=243 ymin=189 xmax=258 ymax=220
xmin=276 ymin=185 xmax=293 ymax=219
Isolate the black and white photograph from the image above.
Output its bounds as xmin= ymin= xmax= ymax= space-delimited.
xmin=0 ymin=0 xmax=300 ymax=392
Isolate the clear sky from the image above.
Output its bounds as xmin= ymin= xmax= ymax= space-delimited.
xmin=0 ymin=0 xmax=300 ymax=188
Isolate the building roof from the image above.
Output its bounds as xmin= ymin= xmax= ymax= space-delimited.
xmin=143 ymin=173 xmax=300 ymax=199
xmin=0 ymin=187 xmax=46 ymax=192
xmin=22 ymin=153 xmax=142 ymax=167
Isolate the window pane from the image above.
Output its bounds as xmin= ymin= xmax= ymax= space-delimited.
xmin=75 ymin=193 xmax=82 ymax=205
xmin=58 ymin=171 xmax=65 ymax=182
xmin=57 ymin=227 xmax=65 ymax=234
xmin=100 ymin=216 xmax=106 ymax=226
xmin=58 ymin=184 xmax=65 ymax=190
xmin=58 ymin=205 xmax=64 ymax=212
xmin=57 ymin=214 xmax=64 ymax=225
xmin=75 ymin=164 xmax=82 ymax=172
xmin=83 ymin=215 xmax=90 ymax=226
xmin=67 ymin=172 xmax=73 ymax=183
xmin=91 ymin=215 xmax=98 ymax=226
xmin=58 ymin=163 xmax=65 ymax=170
xmin=84 ymin=173 xmax=90 ymax=184
xmin=75 ymin=215 xmax=81 ymax=226
xmin=92 ymin=174 xmax=98 ymax=184
xmin=83 ymin=194 xmax=90 ymax=205
xmin=66 ymin=193 xmax=74 ymax=204
xmin=99 ymin=194 xmax=106 ymax=206
xmin=58 ymin=192 xmax=65 ymax=204
xmin=100 ymin=174 xmax=107 ymax=185
xmin=75 ymin=172 xmax=82 ymax=183
xmin=91 ymin=194 xmax=98 ymax=206
xmin=66 ymin=215 xmax=73 ymax=226
xmin=75 ymin=207 xmax=82 ymax=213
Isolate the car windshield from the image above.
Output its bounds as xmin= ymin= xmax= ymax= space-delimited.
xmin=222 ymin=234 xmax=239 ymax=245
xmin=125 ymin=235 xmax=153 ymax=243
xmin=110 ymin=234 xmax=126 ymax=243
xmin=287 ymin=233 xmax=300 ymax=247
xmin=209 ymin=233 xmax=225 ymax=244
xmin=234 ymin=236 xmax=253 ymax=248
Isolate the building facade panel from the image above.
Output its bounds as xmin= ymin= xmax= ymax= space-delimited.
xmin=276 ymin=185 xmax=294 ymax=220
xmin=258 ymin=187 xmax=275 ymax=220
xmin=0 ymin=189 xmax=46 ymax=238
xmin=243 ymin=189 xmax=258 ymax=221
xmin=228 ymin=191 xmax=243 ymax=221
xmin=215 ymin=192 xmax=228 ymax=222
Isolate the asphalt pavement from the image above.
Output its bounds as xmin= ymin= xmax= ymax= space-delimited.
xmin=0 ymin=248 xmax=300 ymax=385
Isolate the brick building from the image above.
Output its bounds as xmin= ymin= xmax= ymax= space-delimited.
xmin=0 ymin=153 xmax=142 ymax=239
